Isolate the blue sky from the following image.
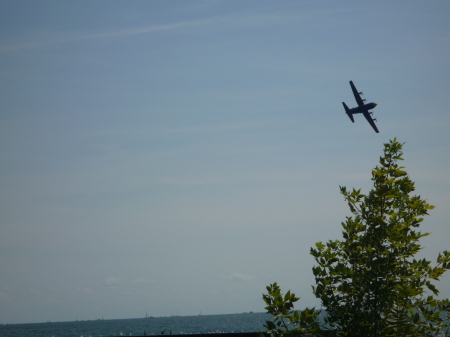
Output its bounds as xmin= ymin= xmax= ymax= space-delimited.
xmin=1 ymin=1 xmax=450 ymax=324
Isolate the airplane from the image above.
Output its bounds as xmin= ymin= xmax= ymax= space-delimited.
xmin=342 ymin=81 xmax=379 ymax=133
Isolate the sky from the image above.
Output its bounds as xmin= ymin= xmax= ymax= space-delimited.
xmin=1 ymin=1 xmax=450 ymax=324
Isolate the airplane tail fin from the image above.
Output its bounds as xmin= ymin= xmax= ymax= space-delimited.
xmin=342 ymin=102 xmax=354 ymax=123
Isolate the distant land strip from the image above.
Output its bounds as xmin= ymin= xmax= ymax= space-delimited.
xmin=115 ymin=333 xmax=269 ymax=337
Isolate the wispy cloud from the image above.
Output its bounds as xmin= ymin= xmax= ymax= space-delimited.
xmin=0 ymin=15 xmax=230 ymax=54
xmin=0 ymin=9 xmax=305 ymax=54
xmin=226 ymin=273 xmax=257 ymax=282
xmin=0 ymin=290 xmax=11 ymax=304
xmin=103 ymin=277 xmax=121 ymax=287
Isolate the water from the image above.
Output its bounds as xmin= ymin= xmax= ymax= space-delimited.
xmin=0 ymin=313 xmax=271 ymax=337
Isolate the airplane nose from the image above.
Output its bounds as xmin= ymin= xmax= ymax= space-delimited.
xmin=373 ymin=103 xmax=377 ymax=107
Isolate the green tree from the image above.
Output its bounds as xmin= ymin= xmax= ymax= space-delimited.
xmin=310 ymin=139 xmax=450 ymax=337
xmin=261 ymin=282 xmax=321 ymax=337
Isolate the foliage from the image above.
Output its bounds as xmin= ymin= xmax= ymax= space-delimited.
xmin=310 ymin=138 xmax=450 ymax=337
xmin=261 ymin=282 xmax=321 ymax=337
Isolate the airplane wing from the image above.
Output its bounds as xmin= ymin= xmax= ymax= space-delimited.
xmin=363 ymin=111 xmax=379 ymax=133
xmin=350 ymin=81 xmax=364 ymax=107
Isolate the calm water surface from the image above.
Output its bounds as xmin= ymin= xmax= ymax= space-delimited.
xmin=0 ymin=313 xmax=271 ymax=337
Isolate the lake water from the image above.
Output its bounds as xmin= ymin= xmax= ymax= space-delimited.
xmin=0 ymin=313 xmax=272 ymax=337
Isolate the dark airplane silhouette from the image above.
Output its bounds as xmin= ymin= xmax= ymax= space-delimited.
xmin=342 ymin=81 xmax=379 ymax=133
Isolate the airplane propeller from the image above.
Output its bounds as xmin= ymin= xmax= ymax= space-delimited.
xmin=373 ymin=118 xmax=377 ymax=122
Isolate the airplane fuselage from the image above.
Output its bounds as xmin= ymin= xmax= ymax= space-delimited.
xmin=349 ymin=102 xmax=377 ymax=114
